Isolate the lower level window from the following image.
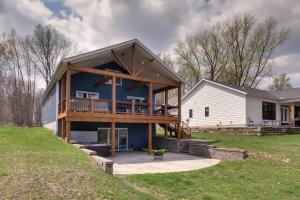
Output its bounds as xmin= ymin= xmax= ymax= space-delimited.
xmin=262 ymin=102 xmax=276 ymax=120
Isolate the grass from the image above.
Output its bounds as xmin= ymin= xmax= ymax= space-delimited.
xmin=1 ymin=126 xmax=300 ymax=199
xmin=0 ymin=126 xmax=152 ymax=199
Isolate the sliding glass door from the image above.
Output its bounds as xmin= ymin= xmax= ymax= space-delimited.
xmin=98 ymin=128 xmax=128 ymax=151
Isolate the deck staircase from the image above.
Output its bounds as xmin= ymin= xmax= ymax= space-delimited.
xmin=159 ymin=121 xmax=191 ymax=139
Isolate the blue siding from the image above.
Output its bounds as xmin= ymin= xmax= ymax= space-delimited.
xmin=71 ymin=61 xmax=149 ymax=102
xmin=71 ymin=122 xmax=156 ymax=148
xmin=42 ymin=85 xmax=57 ymax=125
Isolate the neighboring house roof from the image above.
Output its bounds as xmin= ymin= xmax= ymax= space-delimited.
xmin=182 ymin=79 xmax=300 ymax=102
xmin=43 ymin=39 xmax=184 ymax=101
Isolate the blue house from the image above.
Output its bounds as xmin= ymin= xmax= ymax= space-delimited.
xmin=42 ymin=39 xmax=190 ymax=156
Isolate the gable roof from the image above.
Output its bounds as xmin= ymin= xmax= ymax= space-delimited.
xmin=43 ymin=39 xmax=184 ymax=101
xmin=182 ymin=79 xmax=280 ymax=101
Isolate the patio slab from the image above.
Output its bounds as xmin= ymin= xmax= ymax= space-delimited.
xmin=108 ymin=152 xmax=220 ymax=175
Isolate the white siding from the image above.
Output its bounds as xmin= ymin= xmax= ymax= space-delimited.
xmin=182 ymin=82 xmax=247 ymax=127
xmin=246 ymin=96 xmax=281 ymax=126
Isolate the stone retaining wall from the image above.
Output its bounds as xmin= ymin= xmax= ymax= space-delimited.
xmin=192 ymin=126 xmax=300 ymax=136
xmin=154 ymin=137 xmax=248 ymax=160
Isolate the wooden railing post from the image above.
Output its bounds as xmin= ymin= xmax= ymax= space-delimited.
xmin=149 ymin=82 xmax=153 ymax=116
xmin=112 ymin=76 xmax=116 ymax=114
xmin=91 ymin=99 xmax=94 ymax=113
xmin=131 ymin=101 xmax=135 ymax=115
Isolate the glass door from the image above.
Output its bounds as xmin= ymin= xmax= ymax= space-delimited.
xmin=118 ymin=128 xmax=128 ymax=151
xmin=281 ymin=107 xmax=290 ymax=124
xmin=98 ymin=128 xmax=128 ymax=151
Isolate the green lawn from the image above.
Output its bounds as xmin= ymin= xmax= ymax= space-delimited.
xmin=0 ymin=126 xmax=300 ymax=199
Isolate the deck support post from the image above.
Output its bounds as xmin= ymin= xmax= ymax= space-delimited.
xmin=111 ymin=122 xmax=116 ymax=157
xmin=148 ymin=123 xmax=152 ymax=155
xmin=149 ymin=82 xmax=153 ymax=116
xmin=61 ymin=118 xmax=66 ymax=139
xmin=164 ymin=89 xmax=168 ymax=116
xmin=66 ymin=120 xmax=71 ymax=143
xmin=164 ymin=124 xmax=167 ymax=137
xmin=291 ymin=103 xmax=296 ymax=127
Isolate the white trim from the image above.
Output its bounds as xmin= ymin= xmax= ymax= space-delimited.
xmin=182 ymin=79 xmax=247 ymax=102
xmin=55 ymin=82 xmax=59 ymax=132
xmin=42 ymin=39 xmax=184 ymax=102
xmin=76 ymin=90 xmax=99 ymax=99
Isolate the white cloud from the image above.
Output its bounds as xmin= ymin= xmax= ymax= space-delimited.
xmin=0 ymin=0 xmax=299 ymax=88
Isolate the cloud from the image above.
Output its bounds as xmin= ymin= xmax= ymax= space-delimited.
xmin=0 ymin=0 xmax=299 ymax=88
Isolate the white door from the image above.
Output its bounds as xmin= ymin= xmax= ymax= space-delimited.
xmin=281 ymin=107 xmax=290 ymax=124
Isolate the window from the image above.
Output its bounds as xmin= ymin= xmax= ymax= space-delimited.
xmin=76 ymin=91 xmax=99 ymax=99
xmin=262 ymin=102 xmax=276 ymax=120
xmin=205 ymin=107 xmax=209 ymax=117
xmin=105 ymin=69 xmax=122 ymax=85
xmin=189 ymin=109 xmax=193 ymax=118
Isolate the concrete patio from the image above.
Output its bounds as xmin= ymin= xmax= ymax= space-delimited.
xmin=108 ymin=151 xmax=220 ymax=175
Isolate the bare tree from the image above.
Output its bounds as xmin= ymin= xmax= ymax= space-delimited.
xmin=27 ymin=24 xmax=76 ymax=85
xmin=174 ymin=12 xmax=289 ymax=90
xmin=269 ymin=73 xmax=293 ymax=91
xmin=174 ymin=37 xmax=202 ymax=89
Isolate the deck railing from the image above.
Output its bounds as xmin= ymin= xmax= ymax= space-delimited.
xmin=58 ymin=97 xmax=179 ymax=117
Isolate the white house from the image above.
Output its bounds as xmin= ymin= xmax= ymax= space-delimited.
xmin=182 ymin=79 xmax=300 ymax=128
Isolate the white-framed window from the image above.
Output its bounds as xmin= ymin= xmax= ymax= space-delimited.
xmin=105 ymin=69 xmax=122 ymax=86
xmin=127 ymin=96 xmax=145 ymax=103
xmin=76 ymin=91 xmax=99 ymax=99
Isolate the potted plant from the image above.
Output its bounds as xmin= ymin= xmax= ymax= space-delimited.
xmin=153 ymin=148 xmax=168 ymax=160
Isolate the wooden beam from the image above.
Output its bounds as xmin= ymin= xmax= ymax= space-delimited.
xmin=61 ymin=118 xmax=66 ymax=139
xmin=66 ymin=70 xmax=71 ymax=112
xmin=111 ymin=49 xmax=132 ymax=75
xmin=127 ymin=82 xmax=146 ymax=91
xmin=291 ymin=103 xmax=295 ymax=127
xmin=112 ymin=76 xmax=116 ymax=114
xmin=66 ymin=120 xmax=71 ymax=143
xmin=148 ymin=123 xmax=152 ymax=155
xmin=153 ymin=85 xmax=177 ymax=94
xmin=178 ymin=84 xmax=182 ymax=119
xmin=136 ymin=59 xmax=154 ymax=76
xmin=164 ymin=124 xmax=167 ymax=136
xmin=68 ymin=65 xmax=179 ymax=86
xmin=132 ymin=43 xmax=136 ymax=75
xmin=94 ymin=76 xmax=112 ymax=87
xmin=111 ymin=122 xmax=116 ymax=157
xmin=149 ymin=82 xmax=153 ymax=116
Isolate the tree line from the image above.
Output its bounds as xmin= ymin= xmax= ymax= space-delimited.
xmin=162 ymin=12 xmax=290 ymax=92
xmin=0 ymin=12 xmax=292 ymax=126
xmin=0 ymin=25 xmax=76 ymax=126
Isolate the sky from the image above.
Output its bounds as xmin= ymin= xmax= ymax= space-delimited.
xmin=0 ymin=0 xmax=299 ymax=89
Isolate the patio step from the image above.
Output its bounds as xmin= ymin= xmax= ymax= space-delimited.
xmin=179 ymin=144 xmax=191 ymax=154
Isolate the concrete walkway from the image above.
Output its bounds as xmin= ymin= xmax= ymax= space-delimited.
xmin=109 ymin=152 xmax=220 ymax=175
